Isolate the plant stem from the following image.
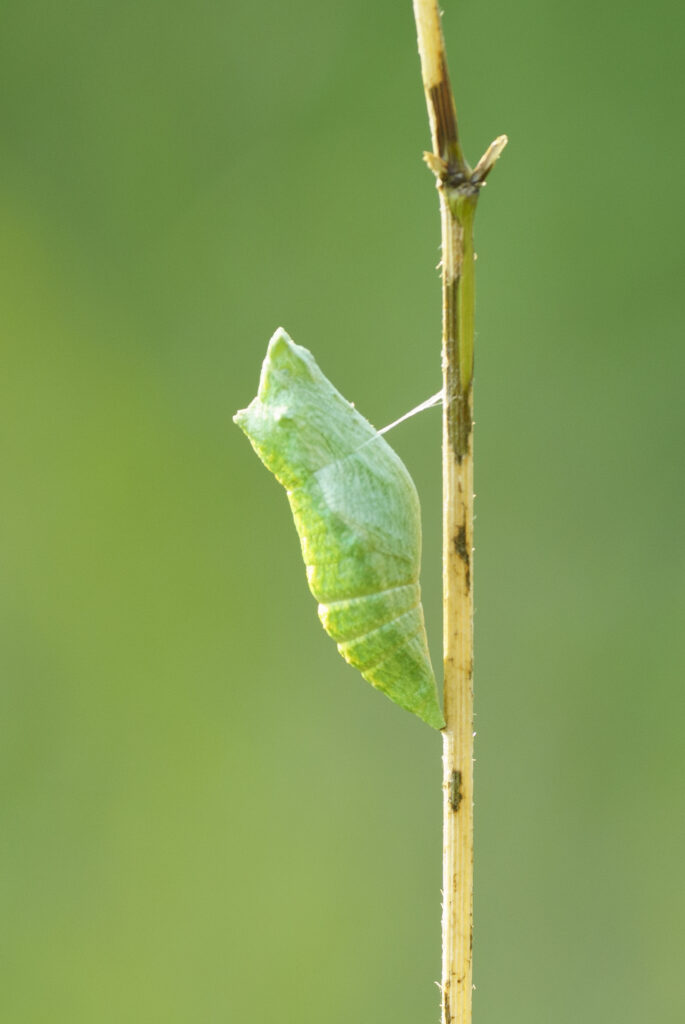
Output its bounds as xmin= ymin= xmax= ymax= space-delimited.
xmin=439 ymin=169 xmax=477 ymax=1024
xmin=411 ymin=3 xmax=506 ymax=1022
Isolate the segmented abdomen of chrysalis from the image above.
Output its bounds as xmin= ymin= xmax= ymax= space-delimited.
xmin=234 ymin=328 xmax=444 ymax=730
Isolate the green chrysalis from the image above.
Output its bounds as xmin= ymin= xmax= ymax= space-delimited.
xmin=234 ymin=328 xmax=444 ymax=730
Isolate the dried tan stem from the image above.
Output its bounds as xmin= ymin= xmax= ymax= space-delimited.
xmin=439 ymin=186 xmax=475 ymax=1024
xmin=411 ymin=2 xmax=506 ymax=1022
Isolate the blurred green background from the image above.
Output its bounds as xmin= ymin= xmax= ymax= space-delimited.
xmin=2 ymin=0 xmax=684 ymax=1020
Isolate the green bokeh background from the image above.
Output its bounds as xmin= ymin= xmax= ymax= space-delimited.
xmin=2 ymin=1 xmax=684 ymax=1021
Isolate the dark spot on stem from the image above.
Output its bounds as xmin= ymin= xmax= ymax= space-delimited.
xmin=443 ymin=980 xmax=452 ymax=1024
xmin=454 ymin=524 xmax=471 ymax=591
xmin=448 ymin=389 xmax=473 ymax=462
xmin=449 ymin=769 xmax=463 ymax=813
xmin=454 ymin=524 xmax=468 ymax=560
xmin=428 ymin=55 xmax=462 ymax=170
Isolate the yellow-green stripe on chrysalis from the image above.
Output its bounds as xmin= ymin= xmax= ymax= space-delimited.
xmin=234 ymin=328 xmax=444 ymax=730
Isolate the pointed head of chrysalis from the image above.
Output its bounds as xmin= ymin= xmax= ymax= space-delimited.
xmin=234 ymin=328 xmax=371 ymax=491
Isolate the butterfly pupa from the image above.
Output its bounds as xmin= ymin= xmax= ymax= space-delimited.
xmin=234 ymin=328 xmax=444 ymax=730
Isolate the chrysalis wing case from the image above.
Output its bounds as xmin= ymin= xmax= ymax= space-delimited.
xmin=234 ymin=328 xmax=444 ymax=730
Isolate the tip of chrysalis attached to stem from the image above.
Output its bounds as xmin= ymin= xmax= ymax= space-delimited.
xmin=471 ymin=134 xmax=508 ymax=184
